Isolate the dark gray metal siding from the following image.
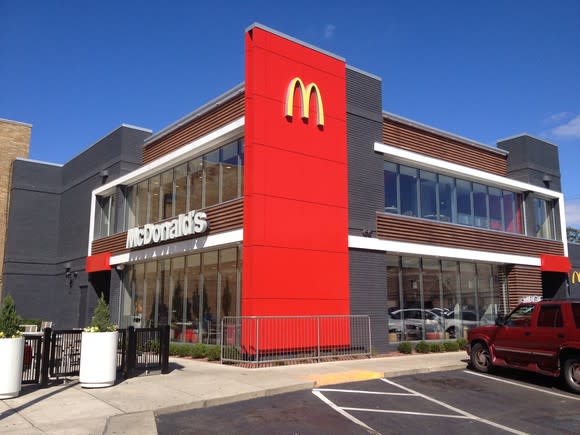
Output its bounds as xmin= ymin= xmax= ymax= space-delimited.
xmin=3 ymin=126 xmax=150 ymax=328
xmin=346 ymin=67 xmax=388 ymax=352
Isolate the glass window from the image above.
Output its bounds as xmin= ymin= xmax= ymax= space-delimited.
xmin=170 ymin=257 xmax=185 ymax=340
xmin=219 ymin=248 xmax=238 ymax=318
xmin=149 ymin=175 xmax=161 ymax=224
xmin=132 ymin=263 xmax=145 ymax=328
xmin=572 ymin=303 xmax=580 ymax=328
xmin=204 ymin=150 xmax=220 ymax=207
xmin=94 ymin=195 xmax=114 ymax=238
xmin=441 ymin=261 xmax=460 ymax=338
xmin=174 ymin=164 xmax=187 ymax=216
xmin=143 ymin=261 xmax=157 ymax=328
xmin=419 ymin=170 xmax=437 ymax=219
xmin=477 ymin=263 xmax=495 ymax=325
xmin=401 ymin=256 xmax=422 ymax=339
xmin=506 ymin=304 xmax=535 ymax=327
xmin=537 ymin=305 xmax=563 ymax=328
xmin=422 ymin=258 xmax=443 ymax=340
xmin=400 ymin=166 xmax=418 ymax=217
xmin=456 ymin=179 xmax=472 ymax=226
xmin=136 ymin=180 xmax=149 ymax=227
xmin=534 ymin=198 xmax=553 ymax=239
xmin=186 ymin=254 xmax=202 ymax=343
xmin=384 ymin=162 xmax=398 ymax=213
xmin=473 ymin=183 xmax=488 ymax=228
xmin=387 ymin=255 xmax=402 ymax=342
xmin=161 ymin=170 xmax=174 ymax=219
xmin=188 ymin=157 xmax=203 ymax=210
xmin=460 ymin=262 xmax=477 ymax=333
xmin=503 ymin=191 xmax=516 ymax=233
xmin=157 ymin=259 xmax=171 ymax=327
xmin=202 ymin=251 xmax=218 ymax=343
xmin=488 ymin=187 xmax=502 ymax=230
xmin=221 ymin=141 xmax=240 ymax=202
xmin=438 ymin=175 xmax=454 ymax=222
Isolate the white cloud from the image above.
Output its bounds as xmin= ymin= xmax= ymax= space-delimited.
xmin=324 ymin=24 xmax=336 ymax=39
xmin=565 ymin=198 xmax=580 ymax=228
xmin=551 ymin=114 xmax=580 ymax=138
xmin=543 ymin=112 xmax=572 ymax=124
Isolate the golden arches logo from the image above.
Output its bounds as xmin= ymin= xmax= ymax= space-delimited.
xmin=285 ymin=77 xmax=324 ymax=126
xmin=572 ymin=271 xmax=580 ymax=284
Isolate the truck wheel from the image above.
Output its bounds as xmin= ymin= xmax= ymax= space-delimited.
xmin=470 ymin=342 xmax=492 ymax=373
xmin=562 ymin=357 xmax=580 ymax=394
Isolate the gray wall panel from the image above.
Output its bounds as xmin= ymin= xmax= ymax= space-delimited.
xmin=349 ymin=249 xmax=388 ymax=352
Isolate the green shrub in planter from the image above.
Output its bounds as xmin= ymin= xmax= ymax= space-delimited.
xmin=443 ymin=341 xmax=460 ymax=352
xmin=0 ymin=295 xmax=22 ymax=338
xmin=429 ymin=342 xmax=445 ymax=353
xmin=456 ymin=338 xmax=468 ymax=350
xmin=415 ymin=341 xmax=430 ymax=354
xmin=397 ymin=342 xmax=413 ymax=354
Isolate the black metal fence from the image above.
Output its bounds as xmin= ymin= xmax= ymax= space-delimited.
xmin=21 ymin=325 xmax=170 ymax=387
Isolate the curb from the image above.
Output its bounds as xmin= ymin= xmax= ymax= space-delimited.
xmin=383 ymin=363 xmax=468 ymax=379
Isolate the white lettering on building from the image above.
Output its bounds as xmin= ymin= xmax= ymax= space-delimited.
xmin=126 ymin=211 xmax=208 ymax=249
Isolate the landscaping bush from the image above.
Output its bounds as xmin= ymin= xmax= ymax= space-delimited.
xmin=205 ymin=346 xmax=221 ymax=361
xmin=429 ymin=342 xmax=445 ymax=353
xmin=456 ymin=338 xmax=468 ymax=350
xmin=397 ymin=341 xmax=413 ymax=354
xmin=169 ymin=342 xmax=221 ymax=361
xmin=443 ymin=341 xmax=460 ymax=352
xmin=414 ymin=340 xmax=430 ymax=354
xmin=0 ymin=295 xmax=21 ymax=338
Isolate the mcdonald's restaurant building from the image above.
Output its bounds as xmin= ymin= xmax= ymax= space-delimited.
xmin=4 ymin=24 xmax=575 ymax=352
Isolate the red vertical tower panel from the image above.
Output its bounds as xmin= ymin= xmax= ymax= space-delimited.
xmin=243 ymin=26 xmax=349 ymax=350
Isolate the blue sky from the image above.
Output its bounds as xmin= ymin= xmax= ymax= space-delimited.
xmin=2 ymin=1 xmax=580 ymax=223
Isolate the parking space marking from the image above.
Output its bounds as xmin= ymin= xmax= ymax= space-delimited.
xmin=312 ymin=390 xmax=380 ymax=435
xmin=381 ymin=378 xmax=528 ymax=435
xmin=463 ymin=370 xmax=580 ymax=401
xmin=340 ymin=407 xmax=472 ymax=419
xmin=314 ymin=388 xmax=414 ymax=396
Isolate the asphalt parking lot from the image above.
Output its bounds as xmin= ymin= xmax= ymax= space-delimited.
xmin=157 ymin=369 xmax=580 ymax=434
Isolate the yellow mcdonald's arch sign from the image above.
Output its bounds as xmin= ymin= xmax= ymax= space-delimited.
xmin=285 ymin=77 xmax=324 ymax=126
xmin=572 ymin=271 xmax=580 ymax=284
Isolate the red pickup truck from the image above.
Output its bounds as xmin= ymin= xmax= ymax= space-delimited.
xmin=467 ymin=299 xmax=580 ymax=393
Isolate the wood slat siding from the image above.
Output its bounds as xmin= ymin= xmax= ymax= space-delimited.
xmin=142 ymin=94 xmax=245 ymax=164
xmin=376 ymin=213 xmax=565 ymax=257
xmin=382 ymin=117 xmax=507 ymax=176
xmin=91 ymin=198 xmax=244 ymax=256
xmin=506 ymin=265 xmax=542 ymax=310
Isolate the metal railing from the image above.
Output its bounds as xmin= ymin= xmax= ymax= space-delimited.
xmin=221 ymin=315 xmax=371 ymax=366
xmin=20 ymin=326 xmax=170 ymax=387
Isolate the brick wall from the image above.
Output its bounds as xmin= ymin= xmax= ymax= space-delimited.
xmin=0 ymin=119 xmax=31 ymax=299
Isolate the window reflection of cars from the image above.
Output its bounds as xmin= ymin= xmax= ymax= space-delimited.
xmin=443 ymin=310 xmax=479 ymax=338
xmin=388 ymin=309 xmax=442 ymax=339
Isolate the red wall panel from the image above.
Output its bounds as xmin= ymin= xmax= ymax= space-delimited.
xmin=243 ymin=26 xmax=349 ymax=328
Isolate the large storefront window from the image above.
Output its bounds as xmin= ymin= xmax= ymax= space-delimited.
xmin=95 ymin=139 xmax=244 ymax=241
xmin=120 ymin=246 xmax=242 ymax=344
xmin=534 ymin=197 xmax=555 ymax=239
xmin=383 ymin=161 xmax=532 ymax=237
xmin=386 ymin=254 xmax=505 ymax=343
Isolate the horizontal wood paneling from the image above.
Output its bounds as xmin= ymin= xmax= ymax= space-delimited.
xmin=376 ymin=213 xmax=564 ymax=257
xmin=506 ymin=265 xmax=542 ymax=309
xmin=383 ymin=117 xmax=507 ymax=176
xmin=143 ymin=94 xmax=245 ymax=164
xmin=91 ymin=198 xmax=244 ymax=256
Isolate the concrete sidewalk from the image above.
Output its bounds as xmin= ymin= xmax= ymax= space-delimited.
xmin=0 ymin=352 xmax=468 ymax=435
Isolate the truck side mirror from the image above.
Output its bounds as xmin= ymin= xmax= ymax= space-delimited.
xmin=495 ymin=315 xmax=505 ymax=326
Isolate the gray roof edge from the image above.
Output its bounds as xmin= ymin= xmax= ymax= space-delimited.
xmin=346 ymin=65 xmax=382 ymax=81
xmin=382 ymin=111 xmax=508 ymax=156
xmin=0 ymin=118 xmax=32 ymax=128
xmin=119 ymin=124 xmax=153 ymax=134
xmin=15 ymin=157 xmax=62 ymax=167
xmin=496 ymin=133 xmax=558 ymax=148
xmin=246 ymin=23 xmax=346 ymax=62
xmin=143 ymin=83 xmax=245 ymax=147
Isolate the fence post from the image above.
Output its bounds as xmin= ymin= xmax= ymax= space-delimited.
xmin=160 ymin=324 xmax=170 ymax=374
xmin=125 ymin=326 xmax=136 ymax=379
xmin=40 ymin=327 xmax=52 ymax=388
xmin=317 ymin=317 xmax=321 ymax=363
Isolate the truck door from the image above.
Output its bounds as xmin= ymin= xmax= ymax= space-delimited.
xmin=531 ymin=304 xmax=565 ymax=371
xmin=493 ymin=304 xmax=535 ymax=364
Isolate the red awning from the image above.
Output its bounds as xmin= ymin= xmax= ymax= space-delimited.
xmin=86 ymin=252 xmax=112 ymax=272
xmin=540 ymin=254 xmax=571 ymax=273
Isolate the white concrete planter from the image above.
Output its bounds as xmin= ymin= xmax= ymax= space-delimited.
xmin=0 ymin=336 xmax=25 ymax=399
xmin=79 ymin=331 xmax=118 ymax=388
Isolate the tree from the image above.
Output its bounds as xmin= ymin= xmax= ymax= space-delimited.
xmin=86 ymin=294 xmax=116 ymax=332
